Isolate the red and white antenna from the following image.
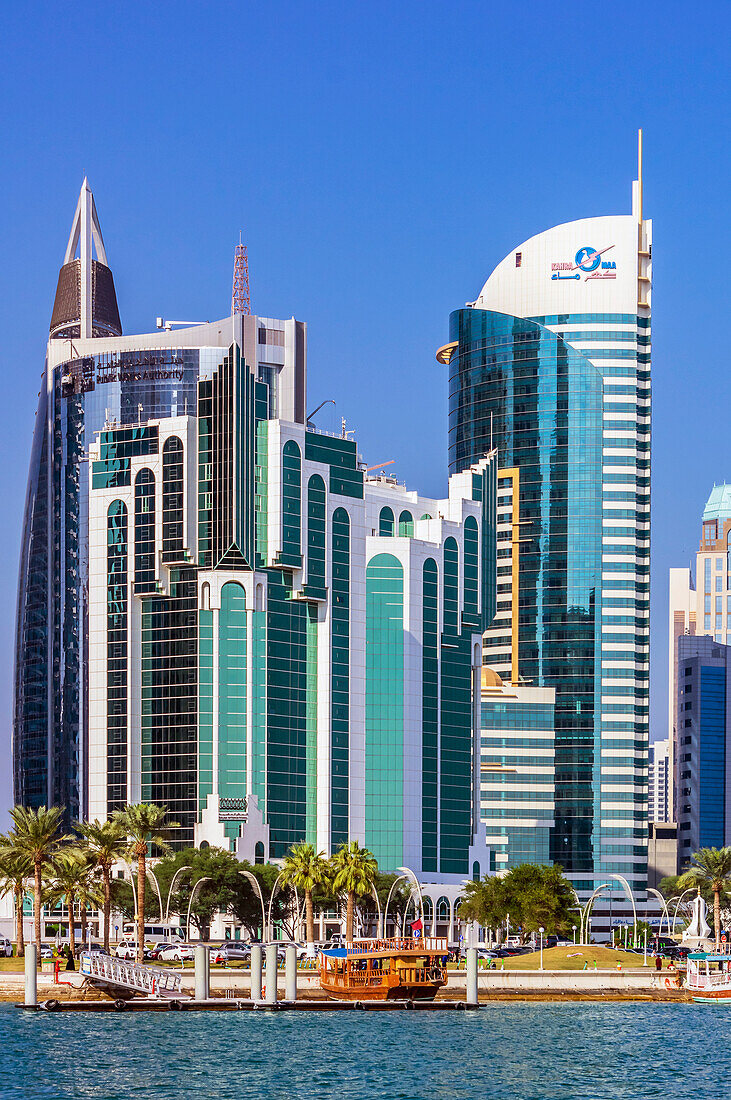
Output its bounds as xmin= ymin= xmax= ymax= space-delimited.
xmin=231 ymin=232 xmax=251 ymax=315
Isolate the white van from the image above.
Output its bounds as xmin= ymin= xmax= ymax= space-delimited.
xmin=121 ymin=924 xmax=184 ymax=944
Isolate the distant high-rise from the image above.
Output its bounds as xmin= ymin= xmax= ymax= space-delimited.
xmin=439 ymin=146 xmax=651 ymax=902
xmin=669 ymin=484 xmax=731 ymax=839
xmin=14 ymin=183 xmax=495 ymax=887
xmin=676 ymin=635 xmax=731 ymax=862
xmin=648 ymin=740 xmax=670 ymax=823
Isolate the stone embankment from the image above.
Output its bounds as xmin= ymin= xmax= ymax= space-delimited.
xmin=0 ymin=967 xmax=692 ymax=1003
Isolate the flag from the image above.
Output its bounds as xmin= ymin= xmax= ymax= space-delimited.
xmin=412 ymin=918 xmax=423 ymax=937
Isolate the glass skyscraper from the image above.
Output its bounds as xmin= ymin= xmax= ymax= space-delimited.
xmin=14 ymin=182 xmax=496 ymax=890
xmin=440 ymin=172 xmax=651 ymax=902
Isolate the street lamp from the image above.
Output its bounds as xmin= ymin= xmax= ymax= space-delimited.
xmin=539 ymin=926 xmax=545 ymax=971
xmin=186 ymin=877 xmax=212 ymax=941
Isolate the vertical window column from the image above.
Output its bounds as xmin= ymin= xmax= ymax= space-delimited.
xmin=106 ymin=500 xmax=128 ymax=814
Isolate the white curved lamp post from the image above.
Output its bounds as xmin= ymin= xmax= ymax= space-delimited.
xmin=164 ymin=866 xmax=192 ymax=925
xmin=238 ymin=870 xmax=267 ymax=941
xmin=672 ymin=888 xmax=697 ymax=936
xmin=646 ymin=887 xmax=670 ymax=938
xmin=186 ymin=877 xmax=212 ymax=941
xmin=384 ymin=875 xmax=408 ymax=939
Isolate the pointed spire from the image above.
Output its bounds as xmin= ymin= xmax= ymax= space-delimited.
xmin=50 ymin=181 xmax=121 ymax=340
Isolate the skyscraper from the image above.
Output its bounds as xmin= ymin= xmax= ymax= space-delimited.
xmin=439 ymin=149 xmax=651 ymax=903
xmin=648 ymin=739 xmax=670 ymax=824
xmin=669 ymin=483 xmax=731 ymax=830
xmin=676 ymin=635 xmax=731 ymax=861
xmin=14 ymin=182 xmax=495 ymax=886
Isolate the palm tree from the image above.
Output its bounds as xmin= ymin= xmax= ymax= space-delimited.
xmin=330 ymin=841 xmax=378 ymax=944
xmin=113 ymin=804 xmax=178 ymax=962
xmin=280 ymin=843 xmax=331 ymax=943
xmin=678 ymin=846 xmax=731 ymax=950
xmin=76 ymin=819 xmax=128 ymax=950
xmin=0 ymin=807 xmax=69 ymax=967
xmin=0 ymin=845 xmax=32 ymax=957
xmin=46 ymin=852 xmax=92 ymax=959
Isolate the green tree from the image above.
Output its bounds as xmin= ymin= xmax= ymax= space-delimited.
xmin=113 ymin=804 xmax=178 ymax=961
xmin=0 ymin=846 xmax=32 ymax=956
xmin=46 ymin=852 xmax=95 ymax=958
xmin=0 ymin=807 xmax=69 ymax=967
xmin=76 ymin=819 xmax=128 ymax=950
xmin=459 ymin=864 xmax=576 ymax=941
xmin=155 ymin=846 xmax=241 ymax=939
xmin=678 ymin=847 xmax=731 ymax=950
xmin=280 ymin=843 xmax=331 ymax=943
xmin=331 ymin=841 xmax=378 ymax=943
xmin=459 ymin=874 xmax=509 ymax=932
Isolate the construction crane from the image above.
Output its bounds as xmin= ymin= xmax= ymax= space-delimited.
xmin=231 ymin=232 xmax=251 ymax=315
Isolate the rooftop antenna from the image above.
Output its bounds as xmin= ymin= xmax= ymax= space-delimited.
xmin=231 ymin=232 xmax=251 ymax=315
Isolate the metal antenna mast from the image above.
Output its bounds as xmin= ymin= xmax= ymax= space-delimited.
xmin=231 ymin=232 xmax=251 ymax=315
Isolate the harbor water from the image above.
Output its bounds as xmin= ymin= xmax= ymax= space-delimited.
xmin=0 ymin=1002 xmax=726 ymax=1099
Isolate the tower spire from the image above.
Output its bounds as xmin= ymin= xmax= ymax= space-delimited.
xmin=50 ymin=181 xmax=121 ymax=340
xmin=637 ymin=128 xmax=643 ymax=225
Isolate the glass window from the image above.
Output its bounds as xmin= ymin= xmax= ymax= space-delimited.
xmin=717 ymin=558 xmax=724 ymax=570
xmin=705 ymin=558 xmax=712 ymax=592
xmin=717 ymin=577 xmax=724 ymax=592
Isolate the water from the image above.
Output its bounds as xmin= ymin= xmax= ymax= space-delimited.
xmin=0 ymin=1002 xmax=726 ymax=1099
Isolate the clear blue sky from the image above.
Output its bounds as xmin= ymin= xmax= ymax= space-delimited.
xmin=1 ymin=0 xmax=728 ymax=821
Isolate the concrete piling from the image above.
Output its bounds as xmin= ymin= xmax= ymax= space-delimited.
xmin=466 ymin=947 xmax=478 ymax=1006
xmin=194 ymin=944 xmax=209 ymax=1001
xmin=25 ymin=945 xmax=38 ymax=1007
xmin=250 ymin=944 xmax=263 ymax=1001
xmin=285 ymin=944 xmax=297 ymax=1002
xmin=265 ymin=944 xmax=278 ymax=1004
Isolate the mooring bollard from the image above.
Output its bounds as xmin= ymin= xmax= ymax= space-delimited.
xmin=195 ymin=944 xmax=209 ymax=1000
xmin=466 ymin=947 xmax=478 ymax=1006
xmin=265 ymin=944 xmax=278 ymax=1004
xmin=285 ymin=944 xmax=297 ymax=1002
xmin=250 ymin=944 xmax=263 ymax=1001
xmin=25 ymin=944 xmax=38 ymax=1007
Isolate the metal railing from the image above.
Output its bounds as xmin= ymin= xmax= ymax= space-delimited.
xmin=79 ymin=952 xmax=184 ymax=997
xmin=343 ymin=937 xmax=448 ymax=955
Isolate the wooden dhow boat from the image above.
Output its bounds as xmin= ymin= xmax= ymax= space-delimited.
xmin=319 ymin=937 xmax=448 ymax=1001
xmin=686 ymin=952 xmax=731 ymax=1002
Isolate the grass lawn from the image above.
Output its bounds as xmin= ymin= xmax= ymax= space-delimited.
xmin=493 ymin=946 xmax=652 ymax=971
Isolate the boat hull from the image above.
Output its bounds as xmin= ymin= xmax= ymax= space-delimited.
xmin=320 ymin=981 xmax=443 ymax=1002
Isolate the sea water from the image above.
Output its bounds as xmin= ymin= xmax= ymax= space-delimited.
xmin=0 ymin=1002 xmax=726 ymax=1099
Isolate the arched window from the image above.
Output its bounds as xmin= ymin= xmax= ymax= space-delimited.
xmin=331 ymin=507 xmax=350 ymax=848
xmin=422 ymin=896 xmax=433 ymax=919
xmin=254 ymin=841 xmax=265 ymax=865
xmin=379 ymin=506 xmax=394 ymax=536
xmin=134 ymin=468 xmax=155 ymax=593
xmin=365 ymin=553 xmax=404 ymax=866
xmin=107 ymin=500 xmax=128 ymax=813
xmin=162 ymin=436 xmax=184 ymax=561
xmin=436 ymin=896 xmax=450 ymax=922
xmin=463 ymin=516 xmax=479 ymax=622
xmin=422 ymin=558 xmax=439 ymax=874
xmin=255 ymin=583 xmax=264 ymax=612
xmin=420 ymin=513 xmax=432 ymax=521
xmin=443 ymin=537 xmax=459 ymax=634
xmin=306 ymin=474 xmax=326 ymax=593
xmin=201 ymin=581 xmax=211 ymax=611
xmin=282 ymin=440 xmax=302 ymax=562
xmin=472 ymin=861 xmax=480 ymax=881
xmin=398 ymin=510 xmax=414 ymax=537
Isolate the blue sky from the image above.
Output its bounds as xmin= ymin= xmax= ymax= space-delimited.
xmin=1 ymin=1 xmax=728 ymax=821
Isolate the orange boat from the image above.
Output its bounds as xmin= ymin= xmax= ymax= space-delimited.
xmin=318 ymin=937 xmax=448 ymax=1001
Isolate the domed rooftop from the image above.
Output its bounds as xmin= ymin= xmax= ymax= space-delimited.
xmin=481 ymin=666 xmax=504 ymax=689
xmin=703 ymin=484 xmax=731 ymax=523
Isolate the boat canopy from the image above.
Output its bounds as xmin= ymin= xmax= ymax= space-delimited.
xmin=320 ymin=948 xmax=348 ymax=958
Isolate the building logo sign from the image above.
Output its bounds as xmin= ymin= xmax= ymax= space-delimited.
xmin=551 ymin=245 xmax=616 ymax=281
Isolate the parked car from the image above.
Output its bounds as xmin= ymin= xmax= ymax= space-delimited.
xmin=0 ymin=938 xmax=13 ymax=958
xmin=74 ymin=943 xmax=109 ymax=958
xmin=476 ymin=947 xmax=498 ymax=960
xmin=114 ymin=940 xmax=138 ymax=960
xmin=157 ymin=943 xmax=195 ymax=963
xmin=218 ymin=943 xmax=251 ymax=962
xmin=39 ymin=944 xmax=54 ymax=960
xmin=146 ymin=940 xmax=186 ymax=961
xmin=271 ymin=940 xmax=309 ymax=961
